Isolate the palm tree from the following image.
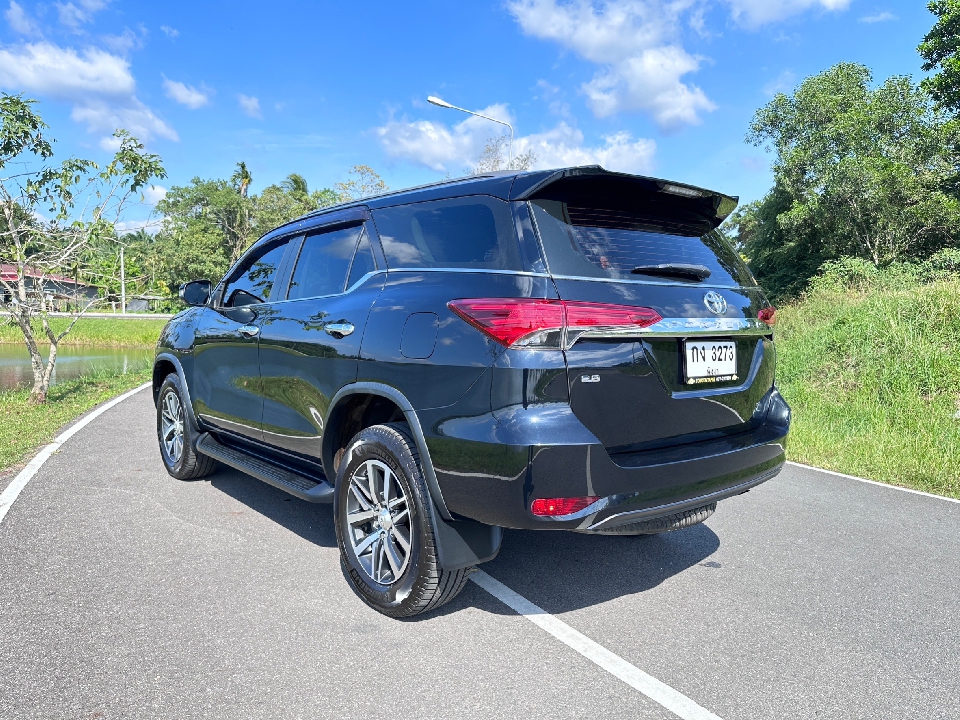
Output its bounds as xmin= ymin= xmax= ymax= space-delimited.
xmin=231 ymin=161 xmax=253 ymax=198
xmin=281 ymin=173 xmax=309 ymax=195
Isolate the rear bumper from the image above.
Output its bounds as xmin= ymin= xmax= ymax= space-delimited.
xmin=421 ymin=388 xmax=790 ymax=531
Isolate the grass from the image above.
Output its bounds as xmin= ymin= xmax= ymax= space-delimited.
xmin=0 ymin=366 xmax=151 ymax=476
xmin=0 ymin=316 xmax=168 ymax=347
xmin=775 ymin=278 xmax=960 ymax=499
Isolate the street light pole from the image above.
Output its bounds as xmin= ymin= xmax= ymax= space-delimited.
xmin=427 ymin=96 xmax=514 ymax=168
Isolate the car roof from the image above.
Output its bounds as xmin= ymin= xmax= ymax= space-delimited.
xmin=277 ymin=165 xmax=736 ymax=226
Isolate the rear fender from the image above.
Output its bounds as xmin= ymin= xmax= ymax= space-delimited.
xmin=326 ymin=382 xmax=502 ymax=571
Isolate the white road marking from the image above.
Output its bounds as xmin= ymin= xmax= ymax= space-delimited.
xmin=0 ymin=382 xmax=151 ymax=526
xmin=787 ymin=461 xmax=960 ymax=505
xmin=470 ymin=570 xmax=724 ymax=720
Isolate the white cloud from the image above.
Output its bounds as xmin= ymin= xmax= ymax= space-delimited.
xmin=56 ymin=0 xmax=108 ymax=30
xmin=763 ymin=69 xmax=796 ymax=96
xmin=507 ymin=0 xmax=715 ymax=128
xmin=160 ymin=25 xmax=179 ymax=38
xmin=0 ymin=42 xmax=133 ymax=97
xmin=143 ymin=184 xmax=166 ymax=204
xmin=859 ymin=11 xmax=897 ymax=23
xmin=72 ymin=98 xmax=178 ymax=148
xmin=375 ymin=105 xmax=655 ymax=175
xmin=238 ymin=93 xmax=261 ymax=118
xmin=5 ymin=1 xmax=38 ymax=36
xmin=722 ymin=0 xmax=851 ymax=28
xmin=163 ymin=77 xmax=209 ymax=109
xmin=0 ymin=41 xmax=176 ymax=145
xmin=100 ymin=27 xmax=145 ymax=54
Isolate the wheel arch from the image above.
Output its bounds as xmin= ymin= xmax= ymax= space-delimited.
xmin=324 ymin=382 xmax=452 ymax=521
xmin=153 ymin=353 xmax=198 ymax=426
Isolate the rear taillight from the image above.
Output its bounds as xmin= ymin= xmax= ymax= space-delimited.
xmin=447 ymin=298 xmax=662 ymax=349
xmin=758 ymin=306 xmax=777 ymax=327
xmin=531 ymin=496 xmax=600 ymax=516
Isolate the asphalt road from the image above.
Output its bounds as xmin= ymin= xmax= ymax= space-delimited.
xmin=1 ymin=389 xmax=958 ymax=720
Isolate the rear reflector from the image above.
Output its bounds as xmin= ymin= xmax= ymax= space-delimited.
xmin=531 ymin=496 xmax=600 ymax=516
xmin=448 ymin=298 xmax=662 ymax=349
xmin=758 ymin=306 xmax=777 ymax=326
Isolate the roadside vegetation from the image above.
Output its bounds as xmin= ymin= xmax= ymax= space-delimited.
xmin=0 ymin=317 xmax=167 ymax=347
xmin=775 ymin=257 xmax=960 ymax=499
xmin=0 ymin=366 xmax=151 ymax=475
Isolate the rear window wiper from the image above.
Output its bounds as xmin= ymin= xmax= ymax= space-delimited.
xmin=630 ymin=263 xmax=712 ymax=281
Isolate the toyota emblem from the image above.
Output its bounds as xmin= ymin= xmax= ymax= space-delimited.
xmin=703 ymin=291 xmax=727 ymax=316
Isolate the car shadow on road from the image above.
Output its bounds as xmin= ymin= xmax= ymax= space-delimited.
xmin=438 ymin=523 xmax=721 ymax=618
xmin=209 ymin=468 xmax=339 ymax=549
xmin=207 ymin=467 xmax=720 ymax=617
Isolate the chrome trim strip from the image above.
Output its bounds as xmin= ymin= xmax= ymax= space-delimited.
xmin=385 ymin=268 xmax=552 ymax=278
xmin=197 ymin=413 xmax=262 ymax=439
xmin=567 ymin=317 xmax=770 ymax=348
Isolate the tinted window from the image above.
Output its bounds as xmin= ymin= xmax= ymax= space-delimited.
xmin=287 ymin=225 xmax=363 ymax=300
xmin=372 ymin=196 xmax=523 ymax=270
xmin=347 ymin=228 xmax=377 ymax=288
xmin=222 ymin=240 xmax=289 ymax=306
xmin=530 ymin=200 xmax=755 ymax=287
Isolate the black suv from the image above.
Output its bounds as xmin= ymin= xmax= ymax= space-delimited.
xmin=154 ymin=166 xmax=790 ymax=617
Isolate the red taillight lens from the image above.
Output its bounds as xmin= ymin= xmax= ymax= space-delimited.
xmin=447 ymin=298 xmax=662 ymax=348
xmin=564 ymin=301 xmax=662 ymax=329
xmin=448 ymin=298 xmax=565 ymax=347
xmin=758 ymin=307 xmax=777 ymax=326
xmin=531 ymin=496 xmax=600 ymax=516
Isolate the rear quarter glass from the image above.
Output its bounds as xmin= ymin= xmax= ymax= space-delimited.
xmin=371 ymin=195 xmax=530 ymax=271
xmin=529 ymin=199 xmax=756 ymax=288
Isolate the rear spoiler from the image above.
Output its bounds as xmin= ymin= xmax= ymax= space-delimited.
xmin=510 ymin=166 xmax=739 ymax=231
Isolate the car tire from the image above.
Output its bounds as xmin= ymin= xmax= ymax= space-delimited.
xmin=156 ymin=373 xmax=218 ymax=481
xmin=334 ymin=423 xmax=472 ymax=618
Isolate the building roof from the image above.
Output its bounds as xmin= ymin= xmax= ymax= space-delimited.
xmin=0 ymin=264 xmax=88 ymax=286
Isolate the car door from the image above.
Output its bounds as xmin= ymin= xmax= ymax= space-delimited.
xmin=191 ymin=237 xmax=295 ymax=442
xmin=257 ymin=218 xmax=384 ymax=458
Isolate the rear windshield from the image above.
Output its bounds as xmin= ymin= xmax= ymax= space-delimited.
xmin=372 ymin=196 xmax=524 ymax=271
xmin=529 ymin=200 xmax=755 ymax=287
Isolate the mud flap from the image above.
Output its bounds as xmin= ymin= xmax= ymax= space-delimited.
xmin=425 ymin=497 xmax=503 ymax=571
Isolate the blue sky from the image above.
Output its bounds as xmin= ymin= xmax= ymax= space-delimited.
xmin=0 ymin=1 xmax=932 ymax=229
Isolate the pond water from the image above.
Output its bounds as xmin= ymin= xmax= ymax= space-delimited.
xmin=0 ymin=344 xmax=153 ymax=391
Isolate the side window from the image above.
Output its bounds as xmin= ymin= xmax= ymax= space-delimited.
xmin=347 ymin=228 xmax=377 ymax=288
xmin=372 ymin=196 xmax=523 ymax=270
xmin=287 ymin=224 xmax=363 ymax=300
xmin=222 ymin=240 xmax=289 ymax=307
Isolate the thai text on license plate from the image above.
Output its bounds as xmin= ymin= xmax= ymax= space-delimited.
xmin=683 ymin=339 xmax=737 ymax=384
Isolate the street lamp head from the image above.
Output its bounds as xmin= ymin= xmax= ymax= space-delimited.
xmin=427 ymin=95 xmax=454 ymax=109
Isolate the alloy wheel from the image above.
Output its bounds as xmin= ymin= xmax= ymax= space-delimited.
xmin=160 ymin=391 xmax=184 ymax=464
xmin=346 ymin=459 xmax=412 ymax=585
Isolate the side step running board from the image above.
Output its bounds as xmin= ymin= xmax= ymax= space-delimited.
xmin=196 ymin=433 xmax=334 ymax=503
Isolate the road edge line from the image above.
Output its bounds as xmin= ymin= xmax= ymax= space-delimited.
xmin=470 ymin=570 xmax=724 ymax=720
xmin=0 ymin=382 xmax=152 ymax=525
xmin=786 ymin=461 xmax=960 ymax=505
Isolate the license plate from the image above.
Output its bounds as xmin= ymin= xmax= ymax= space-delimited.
xmin=683 ymin=339 xmax=737 ymax=384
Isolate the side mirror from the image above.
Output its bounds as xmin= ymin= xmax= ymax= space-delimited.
xmin=179 ymin=280 xmax=212 ymax=306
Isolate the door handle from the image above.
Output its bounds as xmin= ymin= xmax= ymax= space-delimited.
xmin=238 ymin=325 xmax=260 ymax=338
xmin=325 ymin=321 xmax=355 ymax=337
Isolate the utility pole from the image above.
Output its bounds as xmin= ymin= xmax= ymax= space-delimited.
xmin=119 ymin=245 xmax=126 ymax=315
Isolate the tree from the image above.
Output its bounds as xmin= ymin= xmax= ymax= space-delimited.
xmin=919 ymin=0 xmax=960 ymax=113
xmin=746 ymin=63 xmax=960 ymax=276
xmin=0 ymin=94 xmax=165 ymax=402
xmin=231 ymin=161 xmax=253 ymax=198
xmin=281 ymin=173 xmax=309 ymax=195
xmin=334 ymin=165 xmax=388 ymax=202
xmin=154 ymin=170 xmax=343 ymax=291
xmin=473 ymin=134 xmax=538 ymax=174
